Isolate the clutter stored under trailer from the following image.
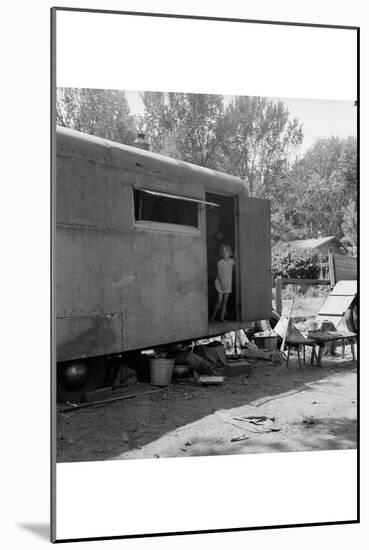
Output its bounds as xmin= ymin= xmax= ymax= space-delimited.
xmin=55 ymin=126 xmax=271 ymax=401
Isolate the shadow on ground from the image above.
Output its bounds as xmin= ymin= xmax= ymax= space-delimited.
xmin=180 ymin=416 xmax=357 ymax=457
xmin=57 ymin=357 xmax=357 ymax=462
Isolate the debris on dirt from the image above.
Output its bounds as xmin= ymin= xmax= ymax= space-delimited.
xmin=113 ymin=365 xmax=138 ymax=389
xmin=193 ymin=342 xmax=227 ymax=369
xmin=184 ymin=392 xmax=195 ymax=400
xmin=184 ymin=440 xmax=192 ymax=447
xmin=234 ymin=415 xmax=275 ymax=424
xmin=242 ymin=343 xmax=284 ymax=364
xmin=230 ymin=435 xmax=250 ymax=443
xmin=302 ymin=417 xmax=316 ymax=426
xmin=174 ymin=350 xmax=217 ymax=375
xmin=224 ymin=359 xmax=252 ymax=378
xmin=57 ymin=358 xmax=357 ymax=462
xmin=197 ymin=375 xmax=224 ymax=386
xmin=86 ymin=386 xmax=114 ymax=403
xmin=233 ymin=415 xmax=281 ymax=433
xmin=60 ymin=388 xmax=163 ymax=413
xmin=214 ymin=410 xmax=281 ymax=433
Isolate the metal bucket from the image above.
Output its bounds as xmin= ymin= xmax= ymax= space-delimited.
xmin=150 ymin=357 xmax=174 ymax=386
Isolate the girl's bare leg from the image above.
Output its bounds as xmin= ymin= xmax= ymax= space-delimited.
xmin=220 ymin=293 xmax=230 ymax=321
xmin=211 ymin=292 xmax=223 ymax=321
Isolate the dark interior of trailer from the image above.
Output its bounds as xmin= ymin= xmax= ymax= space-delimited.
xmin=134 ymin=189 xmax=198 ymax=227
xmin=206 ymin=192 xmax=237 ymax=322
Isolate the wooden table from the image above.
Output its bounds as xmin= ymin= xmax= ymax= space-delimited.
xmin=307 ymin=331 xmax=357 ymax=366
xmin=285 ymin=337 xmax=318 ymax=368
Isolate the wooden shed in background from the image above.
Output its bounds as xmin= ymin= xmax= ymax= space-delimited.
xmin=287 ymin=236 xmax=346 ymax=256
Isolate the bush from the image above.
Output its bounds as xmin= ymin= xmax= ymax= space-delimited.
xmin=272 ymin=246 xmax=323 ymax=279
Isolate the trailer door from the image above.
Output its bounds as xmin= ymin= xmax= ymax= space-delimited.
xmin=238 ymin=196 xmax=272 ymax=322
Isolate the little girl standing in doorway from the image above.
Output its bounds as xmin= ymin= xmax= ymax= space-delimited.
xmin=210 ymin=244 xmax=235 ymax=322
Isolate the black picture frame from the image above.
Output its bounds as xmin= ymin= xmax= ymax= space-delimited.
xmin=50 ymin=7 xmax=360 ymax=543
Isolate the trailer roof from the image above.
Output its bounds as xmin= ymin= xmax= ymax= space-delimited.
xmin=56 ymin=126 xmax=248 ymax=194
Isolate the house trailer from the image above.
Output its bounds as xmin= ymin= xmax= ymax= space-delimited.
xmin=55 ymin=126 xmax=271 ymax=398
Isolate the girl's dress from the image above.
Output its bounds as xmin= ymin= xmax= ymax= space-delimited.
xmin=215 ymin=258 xmax=234 ymax=294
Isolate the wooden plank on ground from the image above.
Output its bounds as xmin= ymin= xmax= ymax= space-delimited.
xmin=59 ymin=389 xmax=163 ymax=412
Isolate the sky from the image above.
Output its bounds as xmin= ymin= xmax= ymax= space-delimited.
xmin=124 ymin=90 xmax=356 ymax=155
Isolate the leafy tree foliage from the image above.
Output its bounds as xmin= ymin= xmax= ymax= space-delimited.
xmin=56 ymin=88 xmax=137 ymax=145
xmin=271 ymin=246 xmax=322 ymax=279
xmin=219 ymin=97 xmax=303 ymax=196
xmin=137 ymin=92 xmax=171 ymax=153
xmin=140 ymin=91 xmax=224 ymax=168
xmin=141 ymin=93 xmax=303 ymax=197
xmin=341 ymin=199 xmax=357 ymax=255
xmin=271 ymin=136 xmax=357 ymax=245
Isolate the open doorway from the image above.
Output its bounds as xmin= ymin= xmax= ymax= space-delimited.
xmin=206 ymin=192 xmax=238 ymax=322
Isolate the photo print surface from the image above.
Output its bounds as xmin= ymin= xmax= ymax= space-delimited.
xmin=56 ymin=89 xmax=357 ymax=463
xmin=51 ymin=7 xmax=358 ymax=542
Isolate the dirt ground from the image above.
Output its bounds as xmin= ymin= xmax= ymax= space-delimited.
xmin=57 ymin=347 xmax=357 ymax=463
xmin=281 ymin=296 xmax=327 ymax=319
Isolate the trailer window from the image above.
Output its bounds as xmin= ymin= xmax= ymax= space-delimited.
xmin=134 ymin=189 xmax=199 ymax=228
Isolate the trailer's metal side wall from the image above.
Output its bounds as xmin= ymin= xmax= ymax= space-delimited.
xmin=56 ymin=147 xmax=209 ymax=361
